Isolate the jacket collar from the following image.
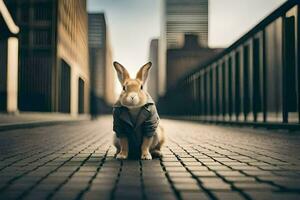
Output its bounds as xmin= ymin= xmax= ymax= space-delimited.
xmin=113 ymin=95 xmax=154 ymax=128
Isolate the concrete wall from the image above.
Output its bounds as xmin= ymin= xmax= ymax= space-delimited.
xmin=57 ymin=0 xmax=89 ymax=116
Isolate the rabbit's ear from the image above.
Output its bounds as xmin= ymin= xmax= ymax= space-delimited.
xmin=136 ymin=62 xmax=152 ymax=84
xmin=113 ymin=61 xmax=130 ymax=84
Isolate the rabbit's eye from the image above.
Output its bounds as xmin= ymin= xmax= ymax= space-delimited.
xmin=140 ymin=85 xmax=143 ymax=90
xmin=123 ymin=86 xmax=126 ymax=91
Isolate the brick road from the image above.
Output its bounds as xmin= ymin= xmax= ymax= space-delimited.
xmin=0 ymin=116 xmax=300 ymax=200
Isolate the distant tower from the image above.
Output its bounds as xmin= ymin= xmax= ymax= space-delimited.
xmin=165 ymin=0 xmax=208 ymax=48
xmin=159 ymin=0 xmax=209 ymax=96
xmin=88 ymin=14 xmax=106 ymax=100
xmin=88 ymin=13 xmax=114 ymax=115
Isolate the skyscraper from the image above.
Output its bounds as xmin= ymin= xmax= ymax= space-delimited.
xmin=88 ymin=13 xmax=114 ymax=115
xmin=166 ymin=34 xmax=222 ymax=89
xmin=165 ymin=0 xmax=208 ymax=48
xmin=159 ymin=0 xmax=209 ymax=95
xmin=4 ymin=0 xmax=89 ymax=115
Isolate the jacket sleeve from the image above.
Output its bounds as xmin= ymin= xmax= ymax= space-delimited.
xmin=113 ymin=108 xmax=126 ymax=138
xmin=143 ymin=105 xmax=159 ymax=138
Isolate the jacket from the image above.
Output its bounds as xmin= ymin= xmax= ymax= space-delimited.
xmin=113 ymin=96 xmax=159 ymax=157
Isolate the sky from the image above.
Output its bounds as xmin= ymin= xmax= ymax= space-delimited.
xmin=88 ymin=0 xmax=161 ymax=77
xmin=209 ymin=0 xmax=286 ymax=47
xmin=87 ymin=0 xmax=286 ymax=77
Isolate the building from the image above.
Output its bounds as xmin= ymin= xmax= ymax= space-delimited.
xmin=148 ymin=39 xmax=159 ymax=102
xmin=160 ymin=0 xmax=300 ymax=124
xmin=159 ymin=0 xmax=209 ymax=96
xmin=167 ymin=34 xmax=223 ymax=89
xmin=165 ymin=0 xmax=208 ymax=49
xmin=0 ymin=0 xmax=19 ymax=113
xmin=4 ymin=0 xmax=89 ymax=116
xmin=88 ymin=13 xmax=114 ymax=115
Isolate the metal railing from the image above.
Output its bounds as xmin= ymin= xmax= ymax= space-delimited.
xmin=159 ymin=0 xmax=300 ymax=129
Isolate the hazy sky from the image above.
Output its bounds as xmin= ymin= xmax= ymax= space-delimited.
xmin=87 ymin=0 xmax=286 ymax=76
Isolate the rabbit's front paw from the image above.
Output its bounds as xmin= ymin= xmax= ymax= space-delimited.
xmin=116 ymin=151 xmax=128 ymax=160
xmin=151 ymin=150 xmax=163 ymax=158
xmin=141 ymin=151 xmax=152 ymax=160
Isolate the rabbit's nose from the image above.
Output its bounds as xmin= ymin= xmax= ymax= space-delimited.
xmin=130 ymin=94 xmax=137 ymax=100
xmin=128 ymin=92 xmax=138 ymax=102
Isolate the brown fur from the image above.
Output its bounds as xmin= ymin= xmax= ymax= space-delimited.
xmin=113 ymin=61 xmax=165 ymax=160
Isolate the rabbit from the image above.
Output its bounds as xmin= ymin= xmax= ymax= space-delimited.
xmin=112 ymin=61 xmax=165 ymax=160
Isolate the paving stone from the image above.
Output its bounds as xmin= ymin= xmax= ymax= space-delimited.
xmin=186 ymin=166 xmax=209 ymax=171
xmin=246 ymin=191 xmax=300 ymax=200
xmin=143 ymin=173 xmax=166 ymax=178
xmin=51 ymin=190 xmax=80 ymax=200
xmin=164 ymin=166 xmax=188 ymax=172
xmin=33 ymin=183 xmax=60 ymax=191
xmin=199 ymin=177 xmax=226 ymax=183
xmin=113 ymin=189 xmax=143 ymax=199
xmin=143 ymin=179 xmax=170 ymax=186
xmin=89 ymin=183 xmax=114 ymax=191
xmin=231 ymin=165 xmax=260 ymax=170
xmin=92 ymin=178 xmax=117 ymax=185
xmin=180 ymin=191 xmax=210 ymax=200
xmin=167 ymin=172 xmax=193 ymax=178
xmin=0 ymin=117 xmax=300 ymax=200
xmin=146 ymin=193 xmax=177 ymax=200
xmin=212 ymin=191 xmax=245 ymax=200
xmin=202 ymin=182 xmax=232 ymax=190
xmin=193 ymin=170 xmax=217 ymax=177
xmin=22 ymin=191 xmax=52 ymax=200
xmin=208 ymin=165 xmax=232 ymax=170
xmin=224 ymin=176 xmax=256 ymax=182
xmin=234 ymin=182 xmax=278 ymax=190
xmin=183 ymin=162 xmax=203 ymax=166
xmin=162 ymin=162 xmax=182 ymax=167
xmin=144 ymin=185 xmax=173 ymax=193
xmin=216 ymin=170 xmax=244 ymax=177
xmin=173 ymin=183 xmax=200 ymax=191
xmin=83 ymin=191 xmax=111 ymax=200
xmin=0 ymin=190 xmax=24 ymax=200
xmin=170 ymin=177 xmax=198 ymax=184
xmin=243 ymin=170 xmax=274 ymax=176
xmin=73 ymin=171 xmax=95 ymax=176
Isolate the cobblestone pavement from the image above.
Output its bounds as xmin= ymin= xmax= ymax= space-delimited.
xmin=0 ymin=116 xmax=300 ymax=200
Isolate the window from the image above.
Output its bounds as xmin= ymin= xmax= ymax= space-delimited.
xmin=32 ymin=30 xmax=51 ymax=46
xmin=33 ymin=3 xmax=52 ymax=21
xmin=78 ymin=78 xmax=85 ymax=114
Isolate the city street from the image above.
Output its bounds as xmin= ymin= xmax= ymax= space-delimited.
xmin=0 ymin=116 xmax=300 ymax=200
